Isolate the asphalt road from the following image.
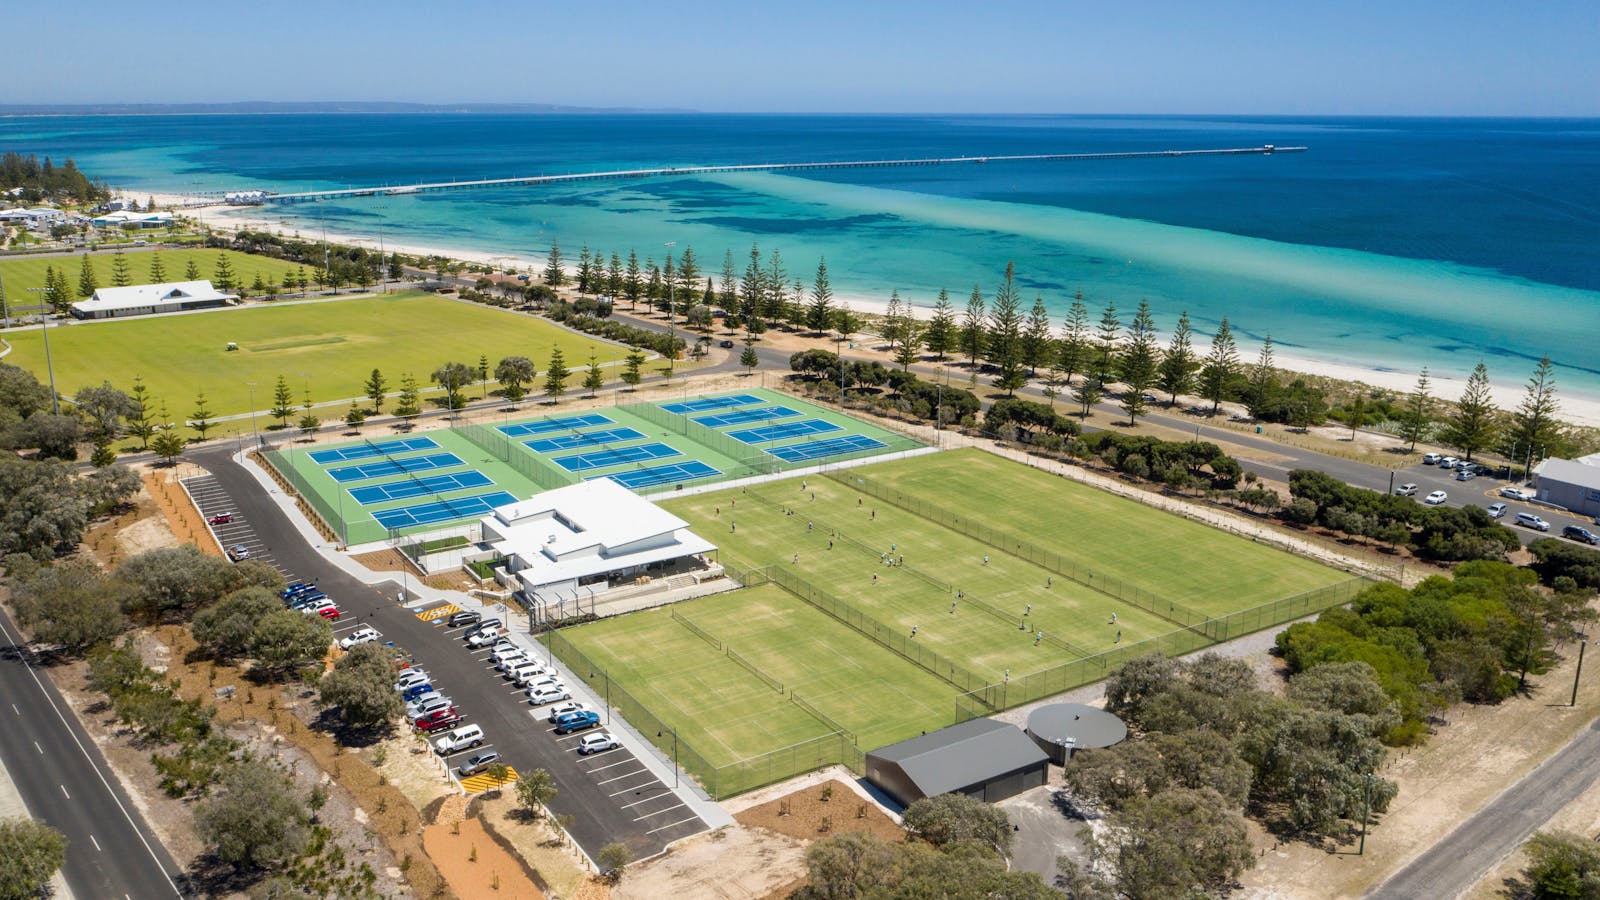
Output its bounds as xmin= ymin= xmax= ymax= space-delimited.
xmin=0 ymin=608 xmax=186 ymax=899
xmin=1368 ymin=717 xmax=1600 ymax=899
xmin=187 ymin=443 xmax=707 ymax=860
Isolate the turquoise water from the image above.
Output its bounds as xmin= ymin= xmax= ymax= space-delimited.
xmin=4 ymin=113 xmax=1597 ymax=396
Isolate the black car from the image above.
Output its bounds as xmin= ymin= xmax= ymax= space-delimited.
xmin=446 ymin=610 xmax=482 ymax=628
xmin=719 ymin=339 xmax=735 ymax=349
xmin=1563 ymin=525 xmax=1600 ymax=545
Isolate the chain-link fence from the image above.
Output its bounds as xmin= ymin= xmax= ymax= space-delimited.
xmin=454 ymin=420 xmax=581 ymax=491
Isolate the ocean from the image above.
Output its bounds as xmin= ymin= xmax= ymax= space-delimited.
xmin=4 ymin=113 xmax=1598 ymax=399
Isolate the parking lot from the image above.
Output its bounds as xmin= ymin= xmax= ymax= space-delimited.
xmin=182 ymin=450 xmax=712 ymax=860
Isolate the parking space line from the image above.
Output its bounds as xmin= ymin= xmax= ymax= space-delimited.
xmin=618 ymin=790 xmax=672 ymax=809
xmin=584 ymin=757 xmax=636 ymax=773
xmin=636 ymin=802 xmax=687 ymax=821
xmin=596 ymin=768 xmax=649 ymax=786
xmin=647 ymin=815 xmax=704 ymax=835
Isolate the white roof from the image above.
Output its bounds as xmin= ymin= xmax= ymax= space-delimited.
xmin=73 ymin=280 xmax=237 ymax=314
xmin=1536 ymin=457 xmax=1600 ymax=491
xmin=91 ymin=210 xmax=172 ymax=224
xmin=482 ymin=479 xmax=715 ymax=592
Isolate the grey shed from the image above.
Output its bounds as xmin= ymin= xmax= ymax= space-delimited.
xmin=865 ymin=718 xmax=1048 ymax=807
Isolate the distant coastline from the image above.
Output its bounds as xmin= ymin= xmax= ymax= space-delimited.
xmin=0 ymin=101 xmax=695 ymax=117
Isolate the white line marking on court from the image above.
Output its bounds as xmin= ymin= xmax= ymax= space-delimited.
xmin=597 ymin=768 xmax=649 ymax=786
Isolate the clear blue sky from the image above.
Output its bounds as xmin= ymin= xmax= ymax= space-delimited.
xmin=9 ymin=0 xmax=1598 ymax=114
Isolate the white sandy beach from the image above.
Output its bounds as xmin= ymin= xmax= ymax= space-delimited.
xmin=156 ymin=192 xmax=1600 ymax=428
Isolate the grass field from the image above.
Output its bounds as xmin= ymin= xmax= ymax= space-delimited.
xmin=2 ymin=293 xmax=629 ymax=424
xmin=661 ymin=477 xmax=1173 ymax=677
xmin=0 ymin=247 xmax=304 ymax=297
xmin=854 ymin=448 xmax=1347 ymax=615
xmin=563 ymin=584 xmax=959 ymax=765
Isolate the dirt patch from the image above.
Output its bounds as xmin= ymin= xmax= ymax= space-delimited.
xmin=477 ymin=792 xmax=596 ymax=900
xmin=735 ymin=779 xmax=904 ymax=844
xmin=351 ymin=548 xmax=475 ymax=592
xmin=422 ymin=797 xmax=546 ymax=900
xmin=142 ymin=466 xmax=222 ymax=556
xmin=81 ymin=482 xmax=170 ymax=568
xmin=614 ymin=825 xmax=807 ymax=900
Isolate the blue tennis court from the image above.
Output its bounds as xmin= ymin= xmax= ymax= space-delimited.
xmin=728 ymin=419 xmax=843 ymax=445
xmin=693 ymin=405 xmax=800 ymax=428
xmin=593 ymin=461 xmax=720 ymax=490
xmin=498 ymin=413 xmax=613 ymax=438
xmin=309 ymin=436 xmax=438 ymax=464
xmin=661 ymin=394 xmax=764 ymax=414
xmin=371 ymin=490 xmax=519 ymax=530
xmin=349 ymin=471 xmax=494 ymax=506
xmin=328 ymin=452 xmax=465 ymax=483
xmin=524 ymin=427 xmax=646 ymax=453
xmin=766 ymin=434 xmax=888 ymax=463
xmin=553 ymin=442 xmax=680 ymax=473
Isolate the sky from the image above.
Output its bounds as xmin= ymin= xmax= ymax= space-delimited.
xmin=7 ymin=0 xmax=1598 ymax=115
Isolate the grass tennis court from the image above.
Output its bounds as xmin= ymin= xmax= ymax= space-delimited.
xmin=662 ymin=478 xmax=1173 ymax=678
xmin=2 ymin=292 xmax=629 ymax=429
xmin=563 ymin=584 xmax=959 ymax=765
xmin=855 ymin=449 xmax=1347 ymax=615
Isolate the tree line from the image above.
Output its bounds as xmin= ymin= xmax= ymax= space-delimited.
xmin=0 ymin=152 xmax=108 ymax=204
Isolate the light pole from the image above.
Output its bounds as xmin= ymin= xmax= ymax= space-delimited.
xmin=23 ymin=288 xmax=60 ymax=414
xmin=1 ymin=271 xmax=9 ymax=328
xmin=664 ymin=242 xmax=677 ymax=377
xmin=657 ymin=728 xmax=679 ymax=786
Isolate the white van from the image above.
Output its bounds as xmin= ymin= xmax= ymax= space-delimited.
xmin=434 ymin=723 xmax=485 ymax=754
xmin=1515 ymin=512 xmax=1551 ymax=531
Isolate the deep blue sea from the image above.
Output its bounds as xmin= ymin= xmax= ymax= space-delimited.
xmin=4 ymin=113 xmax=1597 ymax=399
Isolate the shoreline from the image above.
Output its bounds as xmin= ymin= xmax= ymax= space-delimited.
xmin=162 ymin=193 xmax=1600 ymax=428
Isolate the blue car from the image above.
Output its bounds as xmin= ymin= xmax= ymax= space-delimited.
xmin=287 ymin=592 xmax=328 ymax=609
xmin=401 ymin=682 xmax=436 ymax=702
xmin=281 ymin=583 xmax=317 ymax=598
xmin=554 ymin=711 xmax=601 ymax=735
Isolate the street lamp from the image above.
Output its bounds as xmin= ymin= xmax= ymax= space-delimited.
xmin=657 ymin=728 xmax=679 ymax=787
xmin=23 ymin=288 xmax=60 ymax=414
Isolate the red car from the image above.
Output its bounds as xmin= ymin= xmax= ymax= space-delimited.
xmin=317 ymin=606 xmax=342 ymax=621
xmin=207 ymin=514 xmax=234 ymax=525
xmin=416 ymin=710 xmax=462 ymax=732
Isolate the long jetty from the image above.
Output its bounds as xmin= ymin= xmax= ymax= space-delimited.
xmin=230 ymin=145 xmax=1305 ymax=206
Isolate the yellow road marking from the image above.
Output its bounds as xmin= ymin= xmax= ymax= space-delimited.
xmin=416 ymin=604 xmax=461 ymax=622
xmin=459 ymin=766 xmax=519 ymax=794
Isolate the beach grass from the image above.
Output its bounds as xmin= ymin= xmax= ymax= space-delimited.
xmin=1 ymin=292 xmax=629 ymax=428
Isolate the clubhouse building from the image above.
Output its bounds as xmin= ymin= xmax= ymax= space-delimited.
xmin=479 ymin=478 xmax=717 ymax=607
xmin=70 ymin=280 xmax=239 ymax=320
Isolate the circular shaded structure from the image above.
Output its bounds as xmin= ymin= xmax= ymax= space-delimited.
xmin=1026 ymin=703 xmax=1128 ymax=764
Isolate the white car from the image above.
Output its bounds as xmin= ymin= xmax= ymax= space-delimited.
xmin=1423 ymin=490 xmax=1449 ymax=505
xmin=340 ymin=627 xmax=380 ymax=650
xmin=393 ymin=669 xmax=430 ymax=692
xmin=466 ymin=629 xmax=507 ymax=649
xmin=433 ymin=723 xmax=485 ymax=754
xmin=508 ymin=663 xmax=549 ymax=684
xmin=546 ymin=701 xmax=590 ymax=723
xmin=1422 ymin=452 xmax=1442 ymax=465
xmin=1500 ymin=487 xmax=1535 ymax=501
xmin=1395 ymin=483 xmax=1418 ymax=496
xmin=298 ymin=598 xmax=335 ymax=614
xmin=1486 ymin=503 xmax=1507 ymax=518
xmin=406 ymin=695 xmax=452 ymax=720
xmin=1438 ymin=457 xmax=1460 ymax=470
xmin=527 ymin=684 xmax=571 ymax=705
xmin=576 ymin=733 xmax=620 ymax=755
xmin=492 ymin=648 xmax=528 ymax=670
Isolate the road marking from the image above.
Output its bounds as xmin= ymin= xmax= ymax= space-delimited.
xmin=11 ymin=704 xmax=17 ymax=714
xmin=416 ymin=604 xmax=461 ymax=622
xmin=597 ymin=768 xmax=648 ymax=786
xmin=646 ymin=813 xmax=704 ymax=832
xmin=619 ymin=791 xmax=671 ymax=809
xmin=0 ymin=611 xmax=204 ymax=896
xmin=91 ymin=834 xmax=101 ymax=852
xmin=458 ymin=766 xmax=519 ymax=794
xmin=636 ymin=802 xmax=689 ymax=821
xmin=60 ymin=784 xmax=70 ymax=799
xmin=586 ymin=757 xmax=634 ymax=773
xmin=34 ymin=741 xmax=42 ymax=753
